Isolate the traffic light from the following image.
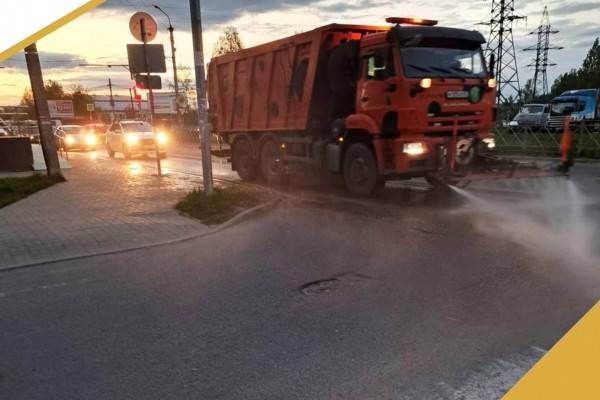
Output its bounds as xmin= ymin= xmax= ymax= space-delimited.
xmin=133 ymin=85 xmax=142 ymax=103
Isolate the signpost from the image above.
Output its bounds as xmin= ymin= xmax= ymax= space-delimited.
xmin=128 ymin=11 xmax=162 ymax=176
xmin=86 ymin=103 xmax=94 ymax=121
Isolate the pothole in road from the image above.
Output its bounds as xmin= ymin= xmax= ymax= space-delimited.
xmin=301 ymin=272 xmax=372 ymax=295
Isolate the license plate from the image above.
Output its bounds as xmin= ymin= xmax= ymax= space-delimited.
xmin=446 ymin=90 xmax=469 ymax=99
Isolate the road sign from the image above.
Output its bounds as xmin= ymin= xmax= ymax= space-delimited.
xmin=129 ymin=12 xmax=157 ymax=43
xmin=47 ymin=100 xmax=74 ymax=118
xmin=135 ymin=74 xmax=162 ymax=90
xmin=86 ymin=103 xmax=95 ymax=112
xmin=127 ymin=44 xmax=166 ymax=74
xmin=0 ymin=0 xmax=106 ymax=62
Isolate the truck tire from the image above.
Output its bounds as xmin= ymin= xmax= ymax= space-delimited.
xmin=260 ymin=140 xmax=281 ymax=184
xmin=232 ymin=139 xmax=256 ymax=181
xmin=342 ymin=143 xmax=379 ymax=197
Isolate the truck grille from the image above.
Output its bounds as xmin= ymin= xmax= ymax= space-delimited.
xmin=547 ymin=116 xmax=565 ymax=129
xmin=425 ymin=112 xmax=482 ymax=137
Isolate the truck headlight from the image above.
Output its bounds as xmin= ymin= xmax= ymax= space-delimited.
xmin=65 ymin=136 xmax=76 ymax=145
xmin=156 ymin=132 xmax=168 ymax=145
xmin=403 ymin=142 xmax=427 ymax=156
xmin=482 ymin=137 xmax=496 ymax=149
xmin=419 ymin=78 xmax=432 ymax=89
xmin=126 ymin=133 xmax=139 ymax=145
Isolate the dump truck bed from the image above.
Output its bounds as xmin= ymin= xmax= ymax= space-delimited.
xmin=207 ymin=24 xmax=389 ymax=135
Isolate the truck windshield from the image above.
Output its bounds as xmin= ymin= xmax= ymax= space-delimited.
xmin=401 ymin=47 xmax=486 ymax=78
xmin=521 ymin=105 xmax=544 ymax=114
xmin=550 ymin=101 xmax=578 ymax=115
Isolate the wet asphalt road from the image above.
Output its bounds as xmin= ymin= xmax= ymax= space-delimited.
xmin=1 ymin=150 xmax=599 ymax=399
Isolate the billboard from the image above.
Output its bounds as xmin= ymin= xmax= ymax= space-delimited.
xmin=47 ymin=100 xmax=74 ymax=118
xmin=152 ymin=93 xmax=177 ymax=115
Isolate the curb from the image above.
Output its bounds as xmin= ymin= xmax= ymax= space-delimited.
xmin=0 ymin=197 xmax=280 ymax=274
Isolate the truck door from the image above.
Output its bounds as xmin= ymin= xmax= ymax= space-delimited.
xmin=357 ymin=46 xmax=397 ymax=131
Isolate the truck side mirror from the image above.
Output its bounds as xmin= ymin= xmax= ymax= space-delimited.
xmin=489 ymin=53 xmax=495 ymax=78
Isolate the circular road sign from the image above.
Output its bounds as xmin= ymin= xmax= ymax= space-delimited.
xmin=129 ymin=12 xmax=158 ymax=43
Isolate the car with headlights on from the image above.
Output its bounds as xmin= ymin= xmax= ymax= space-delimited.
xmin=84 ymin=123 xmax=108 ymax=142
xmin=106 ymin=120 xmax=167 ymax=159
xmin=55 ymin=125 xmax=98 ymax=151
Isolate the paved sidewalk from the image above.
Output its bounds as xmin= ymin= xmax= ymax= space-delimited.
xmin=0 ymin=153 xmax=208 ymax=270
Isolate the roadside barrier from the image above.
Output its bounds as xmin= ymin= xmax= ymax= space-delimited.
xmin=494 ymin=120 xmax=600 ymax=159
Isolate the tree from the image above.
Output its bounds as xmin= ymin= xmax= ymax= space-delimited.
xmin=20 ymin=80 xmax=93 ymax=118
xmin=70 ymin=85 xmax=93 ymax=117
xmin=212 ymin=27 xmax=244 ymax=57
xmin=521 ymin=78 xmax=535 ymax=103
xmin=551 ymin=38 xmax=600 ymax=96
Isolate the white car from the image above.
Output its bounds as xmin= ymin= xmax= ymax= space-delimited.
xmin=106 ymin=120 xmax=167 ymax=159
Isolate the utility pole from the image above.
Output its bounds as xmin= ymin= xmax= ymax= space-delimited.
xmin=79 ymin=64 xmax=136 ymax=119
xmin=153 ymin=4 xmax=181 ymax=125
xmin=24 ymin=43 xmax=61 ymax=176
xmin=523 ymin=6 xmax=563 ymax=100
xmin=108 ymin=77 xmax=115 ymax=121
xmin=482 ymin=0 xmax=527 ymax=105
xmin=189 ymin=0 xmax=213 ymax=194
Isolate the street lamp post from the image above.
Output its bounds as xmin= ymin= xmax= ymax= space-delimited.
xmin=153 ymin=4 xmax=181 ymax=125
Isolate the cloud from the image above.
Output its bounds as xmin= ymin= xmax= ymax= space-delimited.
xmin=552 ymin=2 xmax=600 ymax=15
xmin=96 ymin=0 xmax=323 ymax=30
xmin=1 ymin=51 xmax=88 ymax=71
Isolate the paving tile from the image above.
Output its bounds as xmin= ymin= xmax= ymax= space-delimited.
xmin=0 ymin=154 xmax=208 ymax=270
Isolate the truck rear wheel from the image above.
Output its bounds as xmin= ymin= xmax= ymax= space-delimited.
xmin=260 ymin=140 xmax=282 ymax=184
xmin=343 ymin=143 xmax=379 ymax=197
xmin=232 ymin=139 xmax=256 ymax=181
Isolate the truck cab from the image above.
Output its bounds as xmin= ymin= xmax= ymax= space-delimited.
xmin=548 ymin=89 xmax=599 ymax=130
xmin=341 ymin=20 xmax=496 ymax=191
xmin=510 ymin=104 xmax=549 ymax=129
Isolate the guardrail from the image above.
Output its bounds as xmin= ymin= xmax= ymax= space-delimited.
xmin=494 ymin=120 xmax=600 ymax=159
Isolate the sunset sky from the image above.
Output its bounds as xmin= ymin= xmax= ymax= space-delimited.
xmin=0 ymin=0 xmax=599 ymax=105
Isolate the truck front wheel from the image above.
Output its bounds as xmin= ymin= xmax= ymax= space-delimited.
xmin=260 ymin=140 xmax=282 ymax=184
xmin=232 ymin=139 xmax=256 ymax=181
xmin=342 ymin=143 xmax=379 ymax=197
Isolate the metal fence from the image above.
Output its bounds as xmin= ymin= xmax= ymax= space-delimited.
xmin=494 ymin=120 xmax=600 ymax=159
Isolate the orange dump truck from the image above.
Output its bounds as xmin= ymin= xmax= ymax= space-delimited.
xmin=208 ymin=18 xmax=558 ymax=196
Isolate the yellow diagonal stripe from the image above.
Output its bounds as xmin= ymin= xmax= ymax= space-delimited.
xmin=0 ymin=0 xmax=106 ymax=63
xmin=504 ymin=301 xmax=600 ymax=399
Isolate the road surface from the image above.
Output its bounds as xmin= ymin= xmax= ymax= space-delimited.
xmin=1 ymin=144 xmax=599 ymax=399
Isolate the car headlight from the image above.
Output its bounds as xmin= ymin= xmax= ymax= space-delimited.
xmin=403 ymin=142 xmax=427 ymax=156
xmin=65 ymin=136 xmax=76 ymax=145
xmin=85 ymin=134 xmax=97 ymax=146
xmin=482 ymin=137 xmax=496 ymax=149
xmin=126 ymin=133 xmax=139 ymax=145
xmin=156 ymin=132 xmax=168 ymax=145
